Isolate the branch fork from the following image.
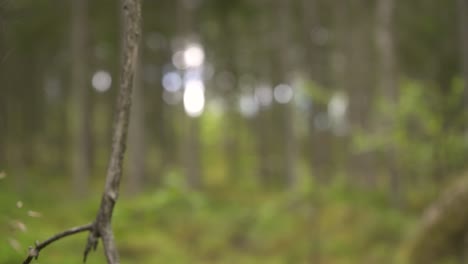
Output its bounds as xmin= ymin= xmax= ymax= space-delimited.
xmin=22 ymin=0 xmax=141 ymax=263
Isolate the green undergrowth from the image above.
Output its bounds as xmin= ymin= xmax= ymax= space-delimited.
xmin=0 ymin=174 xmax=417 ymax=264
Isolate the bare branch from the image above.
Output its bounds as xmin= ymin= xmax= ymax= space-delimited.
xmin=85 ymin=0 xmax=142 ymax=263
xmin=21 ymin=0 xmax=141 ymax=263
xmin=22 ymin=223 xmax=93 ymax=264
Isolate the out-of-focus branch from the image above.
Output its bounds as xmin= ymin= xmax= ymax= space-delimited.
xmin=403 ymin=174 xmax=468 ymax=263
xmin=22 ymin=223 xmax=93 ymax=264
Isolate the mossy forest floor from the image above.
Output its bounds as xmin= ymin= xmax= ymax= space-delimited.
xmin=1 ymin=173 xmax=431 ymax=264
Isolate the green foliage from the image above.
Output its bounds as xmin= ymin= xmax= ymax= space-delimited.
xmin=301 ymin=79 xmax=331 ymax=105
xmin=0 ymin=175 xmax=413 ymax=264
xmin=353 ymin=79 xmax=468 ymax=187
xmin=1 ymin=0 xmax=467 ymax=262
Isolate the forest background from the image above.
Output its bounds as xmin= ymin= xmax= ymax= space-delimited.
xmin=1 ymin=0 xmax=468 ymax=263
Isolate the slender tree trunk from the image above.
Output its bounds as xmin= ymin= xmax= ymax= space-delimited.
xmin=224 ymin=89 xmax=241 ymax=182
xmin=299 ymin=0 xmax=333 ymax=183
xmin=344 ymin=0 xmax=376 ymax=186
xmin=376 ymin=0 xmax=397 ymax=116
xmin=14 ymin=53 xmax=41 ymax=189
xmin=221 ymin=15 xmax=242 ymax=183
xmin=254 ymin=108 xmax=271 ymax=185
xmin=272 ymin=0 xmax=297 ymax=188
xmin=185 ymin=118 xmax=202 ymax=188
xmin=127 ymin=43 xmax=146 ymax=194
xmin=0 ymin=95 xmax=5 ymax=167
xmin=252 ymin=0 xmax=274 ymax=187
xmin=330 ymin=0 xmax=352 ymax=181
xmin=151 ymin=54 xmax=166 ymax=187
xmin=177 ymin=0 xmax=203 ymax=189
xmin=0 ymin=19 xmax=5 ymax=166
xmin=376 ymin=0 xmax=400 ymax=206
xmin=458 ymin=0 xmax=468 ymax=108
xmin=71 ymin=0 xmax=91 ymax=196
xmin=296 ymin=3 xmax=328 ymax=259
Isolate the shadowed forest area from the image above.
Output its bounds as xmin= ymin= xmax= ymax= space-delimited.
xmin=1 ymin=0 xmax=468 ymax=263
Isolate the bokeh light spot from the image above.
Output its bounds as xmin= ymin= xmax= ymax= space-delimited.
xmin=273 ymin=84 xmax=293 ymax=104
xmin=183 ymin=80 xmax=205 ymax=117
xmin=92 ymin=70 xmax=112 ymax=92
xmin=184 ymin=44 xmax=205 ymax=68
xmin=162 ymin=72 xmax=182 ymax=92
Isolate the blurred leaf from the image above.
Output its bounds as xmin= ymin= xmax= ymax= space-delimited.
xmin=27 ymin=210 xmax=42 ymax=218
xmin=7 ymin=237 xmax=21 ymax=252
xmin=10 ymin=219 xmax=27 ymax=232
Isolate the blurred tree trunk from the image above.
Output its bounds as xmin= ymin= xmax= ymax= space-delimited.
xmin=347 ymin=1 xmax=375 ymax=130
xmin=0 ymin=18 xmax=5 ymax=166
xmin=70 ymin=0 xmax=92 ymax=195
xmin=335 ymin=0 xmax=376 ymax=186
xmin=298 ymin=0 xmax=328 ymax=262
xmin=223 ymin=80 xmax=241 ymax=183
xmin=251 ymin=0 xmax=274 ymax=187
xmin=299 ymin=0 xmax=333 ymax=184
xmin=271 ymin=0 xmax=297 ymax=187
xmin=0 ymin=90 xmax=5 ymax=167
xmin=154 ymin=63 xmax=168 ymax=186
xmin=137 ymin=2 xmax=167 ymax=187
xmin=376 ymin=0 xmax=400 ymax=206
xmin=150 ymin=56 xmax=166 ymax=187
xmin=185 ymin=118 xmax=202 ymax=188
xmin=127 ymin=46 xmax=146 ymax=194
xmin=22 ymin=54 xmax=42 ymax=169
xmin=177 ymin=0 xmax=202 ymax=189
xmin=329 ymin=0 xmax=351 ymax=179
xmin=254 ymin=109 xmax=272 ymax=185
xmin=458 ymin=0 xmax=468 ymax=107
xmin=221 ymin=15 xmax=241 ymax=184
xmin=4 ymin=51 xmax=43 ymax=189
xmin=351 ymin=1 xmax=375 ymax=186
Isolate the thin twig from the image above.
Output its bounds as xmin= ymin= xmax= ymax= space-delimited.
xmin=22 ymin=223 xmax=93 ymax=264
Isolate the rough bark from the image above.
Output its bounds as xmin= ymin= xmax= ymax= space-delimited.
xmin=404 ymin=174 xmax=468 ymax=264
xmin=71 ymin=0 xmax=92 ymax=196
